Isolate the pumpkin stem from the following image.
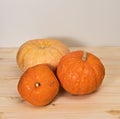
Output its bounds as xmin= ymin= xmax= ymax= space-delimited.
xmin=40 ymin=45 xmax=45 ymax=49
xmin=82 ymin=51 xmax=87 ymax=61
xmin=35 ymin=82 xmax=40 ymax=88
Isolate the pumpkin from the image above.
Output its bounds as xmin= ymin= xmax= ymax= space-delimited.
xmin=18 ymin=64 xmax=60 ymax=106
xmin=16 ymin=38 xmax=70 ymax=71
xmin=57 ymin=50 xmax=105 ymax=95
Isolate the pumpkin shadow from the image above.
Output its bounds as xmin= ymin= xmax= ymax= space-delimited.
xmin=56 ymin=86 xmax=66 ymax=98
xmin=47 ymin=36 xmax=85 ymax=47
xmin=50 ymin=86 xmax=66 ymax=105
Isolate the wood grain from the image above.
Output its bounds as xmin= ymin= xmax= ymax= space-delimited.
xmin=0 ymin=47 xmax=120 ymax=119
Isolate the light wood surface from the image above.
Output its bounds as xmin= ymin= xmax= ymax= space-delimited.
xmin=0 ymin=47 xmax=120 ymax=119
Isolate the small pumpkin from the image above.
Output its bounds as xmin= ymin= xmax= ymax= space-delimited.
xmin=57 ymin=50 xmax=105 ymax=95
xmin=18 ymin=64 xmax=60 ymax=106
xmin=16 ymin=38 xmax=70 ymax=71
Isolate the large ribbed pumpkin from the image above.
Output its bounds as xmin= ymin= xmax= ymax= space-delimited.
xmin=16 ymin=39 xmax=69 ymax=71
xmin=57 ymin=50 xmax=105 ymax=95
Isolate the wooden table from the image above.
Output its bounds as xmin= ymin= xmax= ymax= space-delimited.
xmin=0 ymin=47 xmax=120 ymax=119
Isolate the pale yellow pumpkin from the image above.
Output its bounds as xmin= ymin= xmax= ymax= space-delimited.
xmin=16 ymin=39 xmax=70 ymax=71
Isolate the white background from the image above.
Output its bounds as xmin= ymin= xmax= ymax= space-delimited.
xmin=0 ymin=0 xmax=120 ymax=47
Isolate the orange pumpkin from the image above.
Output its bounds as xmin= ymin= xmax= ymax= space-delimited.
xmin=57 ymin=50 xmax=105 ymax=95
xmin=18 ymin=64 xmax=60 ymax=106
xmin=16 ymin=39 xmax=70 ymax=71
